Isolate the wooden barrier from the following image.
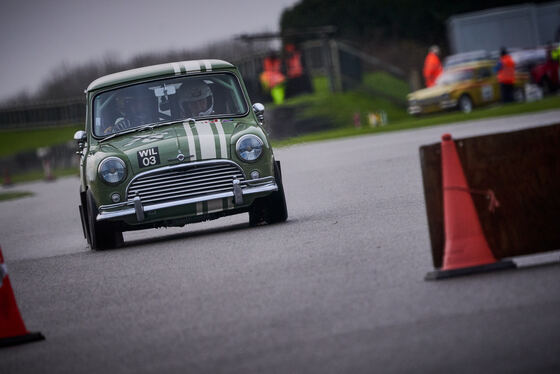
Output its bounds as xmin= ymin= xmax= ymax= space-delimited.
xmin=419 ymin=123 xmax=560 ymax=268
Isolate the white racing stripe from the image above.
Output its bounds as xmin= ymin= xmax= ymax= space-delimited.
xmin=183 ymin=61 xmax=200 ymax=73
xmin=203 ymin=60 xmax=212 ymax=71
xmin=183 ymin=122 xmax=197 ymax=160
xmin=171 ymin=62 xmax=181 ymax=75
xmin=195 ymin=121 xmax=217 ymax=159
xmin=214 ymin=120 xmax=227 ymax=158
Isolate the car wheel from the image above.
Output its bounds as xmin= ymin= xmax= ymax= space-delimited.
xmin=249 ymin=200 xmax=266 ymax=226
xmin=540 ymin=77 xmax=552 ymax=95
xmin=86 ymin=190 xmax=123 ymax=250
xmin=249 ymin=161 xmax=288 ymax=226
xmin=265 ymin=161 xmax=288 ymax=224
xmin=458 ymin=94 xmax=473 ymax=113
xmin=79 ymin=204 xmax=91 ymax=245
xmin=514 ymin=87 xmax=525 ymax=102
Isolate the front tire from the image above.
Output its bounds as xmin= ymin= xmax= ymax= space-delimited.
xmin=249 ymin=161 xmax=288 ymax=225
xmin=86 ymin=190 xmax=123 ymax=250
xmin=514 ymin=86 xmax=525 ymax=102
xmin=540 ymin=77 xmax=552 ymax=95
xmin=458 ymin=94 xmax=473 ymax=113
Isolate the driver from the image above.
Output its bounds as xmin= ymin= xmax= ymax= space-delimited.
xmin=104 ymin=90 xmax=150 ymax=134
xmin=178 ymin=81 xmax=214 ymax=117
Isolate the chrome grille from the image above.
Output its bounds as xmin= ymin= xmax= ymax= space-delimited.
xmin=127 ymin=161 xmax=246 ymax=205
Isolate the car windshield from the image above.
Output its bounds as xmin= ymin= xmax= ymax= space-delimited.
xmin=92 ymin=73 xmax=248 ymax=137
xmin=435 ymin=68 xmax=475 ymax=86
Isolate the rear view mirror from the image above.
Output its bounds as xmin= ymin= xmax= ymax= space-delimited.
xmin=74 ymin=130 xmax=86 ymax=151
xmin=252 ymin=103 xmax=265 ymax=125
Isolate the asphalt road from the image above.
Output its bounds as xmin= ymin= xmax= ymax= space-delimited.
xmin=1 ymin=110 xmax=560 ymax=373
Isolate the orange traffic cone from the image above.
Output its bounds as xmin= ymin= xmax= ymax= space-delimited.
xmin=425 ymin=134 xmax=515 ymax=280
xmin=0 ymin=246 xmax=45 ymax=347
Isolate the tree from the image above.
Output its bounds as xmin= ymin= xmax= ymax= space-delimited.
xmin=280 ymin=0 xmax=552 ymax=46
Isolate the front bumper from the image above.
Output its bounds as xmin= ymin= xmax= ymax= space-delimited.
xmin=408 ymin=105 xmax=422 ymax=115
xmin=408 ymin=98 xmax=458 ymax=114
xmin=439 ymin=99 xmax=458 ymax=109
xmin=97 ymin=176 xmax=277 ymax=222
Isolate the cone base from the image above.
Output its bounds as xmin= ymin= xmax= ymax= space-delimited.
xmin=0 ymin=331 xmax=45 ymax=348
xmin=425 ymin=260 xmax=516 ymax=281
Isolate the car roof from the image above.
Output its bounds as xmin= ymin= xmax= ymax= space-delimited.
xmin=446 ymin=60 xmax=495 ymax=71
xmin=443 ymin=50 xmax=494 ymax=68
xmin=86 ymin=59 xmax=234 ymax=93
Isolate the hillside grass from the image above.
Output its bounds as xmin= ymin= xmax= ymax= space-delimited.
xmin=0 ymin=124 xmax=82 ymax=157
xmin=5 ymin=168 xmax=79 ymax=184
xmin=273 ymin=73 xmax=409 ymax=128
xmin=273 ymin=94 xmax=560 ymax=147
xmin=267 ymin=71 xmax=560 ymax=146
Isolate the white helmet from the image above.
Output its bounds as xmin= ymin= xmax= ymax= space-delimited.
xmin=180 ymin=81 xmax=214 ymax=116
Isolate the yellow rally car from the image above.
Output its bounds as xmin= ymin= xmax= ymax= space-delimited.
xmin=407 ymin=61 xmax=527 ymax=115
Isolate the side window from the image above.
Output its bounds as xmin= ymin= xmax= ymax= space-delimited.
xmin=478 ymin=68 xmax=492 ymax=79
xmin=93 ymin=93 xmax=118 ymax=136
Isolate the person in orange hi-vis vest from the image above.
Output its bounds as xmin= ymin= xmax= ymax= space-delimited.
xmin=423 ymin=45 xmax=443 ymax=88
xmin=284 ymin=43 xmax=313 ymax=98
xmin=285 ymin=44 xmax=303 ymax=79
xmin=495 ymin=47 xmax=516 ymax=103
xmin=260 ymin=52 xmax=285 ymax=104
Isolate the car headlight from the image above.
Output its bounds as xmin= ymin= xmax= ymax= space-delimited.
xmin=236 ymin=135 xmax=264 ymax=162
xmin=98 ymin=157 xmax=127 ymax=185
xmin=441 ymin=93 xmax=451 ymax=100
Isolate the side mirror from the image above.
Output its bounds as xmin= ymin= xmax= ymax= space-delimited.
xmin=74 ymin=130 xmax=87 ymax=151
xmin=252 ymin=103 xmax=265 ymax=125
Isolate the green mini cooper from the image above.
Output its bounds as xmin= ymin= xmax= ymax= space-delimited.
xmin=74 ymin=59 xmax=287 ymax=250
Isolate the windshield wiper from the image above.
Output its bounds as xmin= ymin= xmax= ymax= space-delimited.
xmin=98 ymin=120 xmax=181 ymax=143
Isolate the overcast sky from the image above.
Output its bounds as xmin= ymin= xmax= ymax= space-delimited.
xmin=0 ymin=0 xmax=299 ymax=101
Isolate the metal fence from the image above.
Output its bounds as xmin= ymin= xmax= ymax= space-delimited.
xmin=0 ymin=98 xmax=85 ymax=130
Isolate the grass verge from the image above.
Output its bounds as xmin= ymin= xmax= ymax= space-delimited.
xmin=0 ymin=191 xmax=34 ymax=202
xmin=274 ymin=73 xmax=409 ymax=129
xmin=0 ymin=124 xmax=82 ymax=157
xmin=6 ymin=168 xmax=78 ymax=185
